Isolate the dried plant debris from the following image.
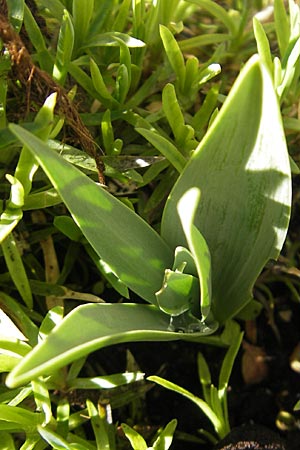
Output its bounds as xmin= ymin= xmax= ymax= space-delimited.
xmin=0 ymin=1 xmax=105 ymax=183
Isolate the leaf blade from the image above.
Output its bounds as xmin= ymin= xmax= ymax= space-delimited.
xmin=9 ymin=124 xmax=173 ymax=305
xmin=161 ymin=55 xmax=291 ymax=323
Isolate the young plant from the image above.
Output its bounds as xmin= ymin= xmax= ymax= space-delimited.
xmin=148 ymin=321 xmax=243 ymax=443
xmin=121 ymin=419 xmax=177 ymax=450
xmin=0 ymin=305 xmax=146 ymax=449
xmin=3 ymin=53 xmax=291 ymax=389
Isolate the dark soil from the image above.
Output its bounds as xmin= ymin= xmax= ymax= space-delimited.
xmin=89 ymin=281 xmax=300 ymax=450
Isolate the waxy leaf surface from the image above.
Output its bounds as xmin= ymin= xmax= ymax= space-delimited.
xmin=161 ymin=56 xmax=291 ymax=323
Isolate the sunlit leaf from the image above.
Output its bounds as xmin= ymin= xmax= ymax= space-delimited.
xmin=6 ymin=303 xmax=217 ymax=388
xmin=9 ymin=124 xmax=173 ymax=306
xmin=161 ymin=55 xmax=292 ymax=323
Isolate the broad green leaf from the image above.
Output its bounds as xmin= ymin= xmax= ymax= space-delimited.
xmin=9 ymin=124 xmax=173 ymax=305
xmin=161 ymin=55 xmax=292 ymax=324
xmin=6 ymin=303 xmax=217 ymax=388
xmin=156 ymin=269 xmax=199 ymax=316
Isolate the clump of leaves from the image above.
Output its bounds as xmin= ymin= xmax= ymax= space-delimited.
xmin=0 ymin=0 xmax=298 ymax=448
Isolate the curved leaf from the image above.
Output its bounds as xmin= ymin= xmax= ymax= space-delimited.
xmin=161 ymin=55 xmax=292 ymax=323
xmin=177 ymin=188 xmax=212 ymax=322
xmin=6 ymin=303 xmax=218 ymax=388
xmin=9 ymin=124 xmax=173 ymax=306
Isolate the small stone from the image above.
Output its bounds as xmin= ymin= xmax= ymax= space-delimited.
xmin=214 ymin=424 xmax=286 ymax=450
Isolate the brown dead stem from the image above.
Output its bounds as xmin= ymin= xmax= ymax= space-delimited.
xmin=0 ymin=6 xmax=105 ymax=183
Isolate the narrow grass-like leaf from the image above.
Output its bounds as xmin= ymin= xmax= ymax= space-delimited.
xmin=253 ymin=17 xmax=273 ymax=76
xmin=68 ymin=372 xmax=144 ymax=390
xmin=83 ymin=32 xmax=145 ymax=49
xmin=56 ymin=399 xmax=69 ymax=440
xmin=115 ymin=64 xmax=129 ymax=104
xmin=187 ymin=0 xmax=237 ymax=36
xmin=218 ymin=329 xmax=243 ymax=392
xmin=32 ymin=379 xmax=52 ymax=424
xmin=184 ymin=56 xmax=199 ymax=97
xmin=161 ymin=55 xmax=291 ymax=323
xmin=112 ymin=0 xmax=131 ymax=32
xmin=37 ymin=425 xmax=71 ymax=449
xmin=162 ymin=83 xmax=194 ymax=151
xmin=23 ymin=189 xmax=62 ymax=210
xmin=152 ymin=419 xmax=177 ymax=450
xmin=90 ymin=59 xmax=115 ymax=104
xmin=68 ymin=62 xmax=103 ymax=101
xmin=197 ymin=352 xmax=212 ymax=405
xmin=159 ymin=25 xmax=185 ymax=91
xmin=121 ymin=423 xmax=148 ymax=450
xmin=1 ymin=232 xmax=33 ymax=309
xmin=277 ymin=37 xmax=300 ymax=99
xmin=101 ymin=110 xmax=115 ymax=154
xmin=9 ymin=124 xmax=173 ymax=305
xmin=0 ymin=431 xmax=15 ymax=449
xmin=72 ymin=0 xmax=94 ymax=55
xmin=53 ymin=9 xmax=74 ymax=84
xmin=87 ymin=399 xmax=114 ymax=450
xmin=0 ymin=405 xmax=43 ymax=429
xmin=23 ymin=4 xmax=52 ymax=73
xmin=148 ymin=375 xmax=224 ymax=438
xmin=178 ymin=33 xmax=230 ymax=52
xmin=7 ymin=0 xmax=24 ymax=32
xmin=136 ymin=128 xmax=186 ymax=172
xmin=0 ymin=292 xmax=38 ymax=345
xmin=192 ymin=85 xmax=219 ymax=135
xmin=0 ymin=339 xmax=31 ymax=358
xmin=274 ymin=0 xmax=290 ymax=58
xmin=6 ymin=303 xmax=217 ymax=388
xmin=217 ymin=328 xmax=243 ymax=430
xmin=37 ymin=0 xmax=64 ymax=21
